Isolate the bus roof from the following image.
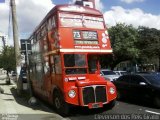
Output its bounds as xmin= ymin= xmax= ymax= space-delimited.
xmin=54 ymin=4 xmax=102 ymax=15
xmin=29 ymin=4 xmax=103 ymax=39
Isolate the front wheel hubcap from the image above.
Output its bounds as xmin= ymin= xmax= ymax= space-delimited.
xmin=55 ymin=97 xmax=61 ymax=109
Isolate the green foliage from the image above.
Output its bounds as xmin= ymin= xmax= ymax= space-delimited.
xmin=137 ymin=26 xmax=160 ymax=58
xmin=0 ymin=46 xmax=16 ymax=72
xmin=101 ymin=24 xmax=160 ymax=71
xmin=137 ymin=26 xmax=160 ymax=70
xmin=107 ymin=23 xmax=139 ymax=69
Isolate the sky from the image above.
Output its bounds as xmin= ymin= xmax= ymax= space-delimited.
xmin=0 ymin=0 xmax=160 ymax=45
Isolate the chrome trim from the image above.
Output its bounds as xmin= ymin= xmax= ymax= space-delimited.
xmin=81 ymin=85 xmax=107 ymax=106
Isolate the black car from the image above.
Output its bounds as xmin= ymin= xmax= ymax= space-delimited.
xmin=19 ymin=66 xmax=27 ymax=83
xmin=113 ymin=74 xmax=160 ymax=108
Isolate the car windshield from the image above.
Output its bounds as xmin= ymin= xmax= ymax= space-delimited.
xmin=143 ymin=75 xmax=160 ymax=85
xmin=101 ymin=70 xmax=116 ymax=75
xmin=115 ymin=71 xmax=127 ymax=75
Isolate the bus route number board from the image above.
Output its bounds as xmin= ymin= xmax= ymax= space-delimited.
xmin=73 ymin=31 xmax=97 ymax=40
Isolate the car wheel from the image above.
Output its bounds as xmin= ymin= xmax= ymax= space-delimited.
xmin=53 ymin=91 xmax=70 ymax=116
xmin=154 ymin=96 xmax=160 ymax=108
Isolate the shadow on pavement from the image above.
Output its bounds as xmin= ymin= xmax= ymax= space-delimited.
xmin=0 ymin=83 xmax=13 ymax=86
xmin=117 ymin=98 xmax=156 ymax=109
xmin=69 ymin=104 xmax=113 ymax=117
xmin=1 ymin=92 xmax=12 ymax=95
xmin=10 ymin=87 xmax=54 ymax=113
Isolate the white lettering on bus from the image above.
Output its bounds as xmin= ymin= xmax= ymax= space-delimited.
xmin=75 ymin=46 xmax=100 ymax=49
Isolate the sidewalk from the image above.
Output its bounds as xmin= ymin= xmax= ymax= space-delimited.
xmin=0 ymin=78 xmax=69 ymax=120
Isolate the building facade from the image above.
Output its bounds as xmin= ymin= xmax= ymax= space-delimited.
xmin=0 ymin=32 xmax=8 ymax=53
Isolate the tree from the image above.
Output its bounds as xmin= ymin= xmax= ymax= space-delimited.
xmin=0 ymin=46 xmax=16 ymax=72
xmin=137 ymin=26 xmax=160 ymax=71
xmin=106 ymin=23 xmax=139 ymax=69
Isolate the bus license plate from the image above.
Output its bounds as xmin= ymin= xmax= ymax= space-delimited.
xmin=92 ymin=103 xmax=101 ymax=108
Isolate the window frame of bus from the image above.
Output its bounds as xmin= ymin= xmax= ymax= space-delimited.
xmin=63 ymin=53 xmax=88 ymax=75
xmin=58 ymin=12 xmax=105 ymax=29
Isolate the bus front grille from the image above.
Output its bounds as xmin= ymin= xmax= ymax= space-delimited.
xmin=82 ymin=86 xmax=107 ymax=105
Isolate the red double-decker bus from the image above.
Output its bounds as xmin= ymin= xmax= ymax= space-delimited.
xmin=28 ymin=4 xmax=117 ymax=115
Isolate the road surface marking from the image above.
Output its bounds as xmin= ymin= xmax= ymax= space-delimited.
xmin=145 ymin=110 xmax=160 ymax=115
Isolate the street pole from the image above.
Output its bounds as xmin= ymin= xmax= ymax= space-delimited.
xmin=10 ymin=0 xmax=21 ymax=93
xmin=10 ymin=0 xmax=20 ymax=76
xmin=25 ymin=41 xmax=33 ymax=97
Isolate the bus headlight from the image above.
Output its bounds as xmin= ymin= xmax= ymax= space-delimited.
xmin=68 ymin=90 xmax=76 ymax=98
xmin=109 ymin=87 xmax=115 ymax=94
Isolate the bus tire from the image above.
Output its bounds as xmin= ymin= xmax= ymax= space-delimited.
xmin=53 ymin=91 xmax=70 ymax=116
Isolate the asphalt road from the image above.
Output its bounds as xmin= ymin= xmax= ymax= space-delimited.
xmin=68 ymin=100 xmax=160 ymax=120
xmin=0 ymin=76 xmax=160 ymax=120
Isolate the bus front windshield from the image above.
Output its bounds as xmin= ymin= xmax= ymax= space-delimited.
xmin=64 ymin=54 xmax=87 ymax=75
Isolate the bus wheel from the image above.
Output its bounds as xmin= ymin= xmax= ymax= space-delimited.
xmin=53 ymin=91 xmax=70 ymax=116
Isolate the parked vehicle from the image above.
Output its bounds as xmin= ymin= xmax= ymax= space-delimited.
xmin=19 ymin=66 xmax=27 ymax=83
xmin=0 ymin=74 xmax=7 ymax=80
xmin=100 ymin=69 xmax=120 ymax=82
xmin=17 ymin=65 xmax=28 ymax=92
xmin=27 ymin=3 xmax=117 ymax=116
xmin=114 ymin=71 xmax=128 ymax=76
xmin=113 ymin=74 xmax=160 ymax=108
xmin=0 ymin=72 xmax=10 ymax=85
xmin=11 ymin=71 xmax=17 ymax=77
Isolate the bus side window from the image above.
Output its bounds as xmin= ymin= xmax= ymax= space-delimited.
xmin=52 ymin=64 xmax=55 ymax=74
xmin=52 ymin=57 xmax=56 ymax=74
xmin=44 ymin=62 xmax=50 ymax=74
